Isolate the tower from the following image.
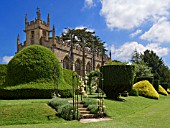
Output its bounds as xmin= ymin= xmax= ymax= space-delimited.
xmin=24 ymin=8 xmax=50 ymax=46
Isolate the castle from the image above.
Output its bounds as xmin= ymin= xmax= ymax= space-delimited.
xmin=17 ymin=8 xmax=109 ymax=76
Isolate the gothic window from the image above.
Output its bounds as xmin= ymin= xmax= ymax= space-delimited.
xmin=31 ymin=31 xmax=34 ymax=39
xmin=86 ymin=61 xmax=91 ymax=73
xmin=75 ymin=59 xmax=82 ymax=76
xmin=96 ymin=64 xmax=101 ymax=69
xmin=63 ymin=56 xmax=70 ymax=69
xmin=43 ymin=30 xmax=46 ymax=38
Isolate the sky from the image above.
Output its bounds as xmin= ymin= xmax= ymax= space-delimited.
xmin=0 ymin=0 xmax=170 ymax=68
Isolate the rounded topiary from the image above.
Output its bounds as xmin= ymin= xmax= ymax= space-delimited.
xmin=5 ymin=45 xmax=62 ymax=85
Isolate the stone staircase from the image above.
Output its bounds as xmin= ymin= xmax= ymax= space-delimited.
xmin=69 ymin=101 xmax=95 ymax=119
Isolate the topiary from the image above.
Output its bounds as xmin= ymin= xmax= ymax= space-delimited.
xmin=5 ymin=45 xmax=63 ymax=85
xmin=100 ymin=65 xmax=135 ymax=100
xmin=129 ymin=88 xmax=139 ymax=96
xmin=133 ymin=80 xmax=159 ymax=99
xmin=158 ymin=85 xmax=168 ymax=96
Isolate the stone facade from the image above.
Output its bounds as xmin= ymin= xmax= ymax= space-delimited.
xmin=17 ymin=8 xmax=109 ymax=76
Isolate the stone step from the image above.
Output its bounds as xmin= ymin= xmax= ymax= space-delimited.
xmin=78 ymin=108 xmax=88 ymax=111
xmin=81 ymin=114 xmax=95 ymax=119
xmin=79 ymin=110 xmax=91 ymax=114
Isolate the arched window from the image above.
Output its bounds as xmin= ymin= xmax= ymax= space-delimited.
xmin=96 ymin=64 xmax=101 ymax=70
xmin=75 ymin=58 xmax=82 ymax=76
xmin=86 ymin=61 xmax=91 ymax=73
xmin=63 ymin=56 xmax=70 ymax=69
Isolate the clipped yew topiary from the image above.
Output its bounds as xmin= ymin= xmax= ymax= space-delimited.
xmin=5 ymin=45 xmax=62 ymax=85
xmin=100 ymin=65 xmax=135 ymax=100
xmin=133 ymin=80 xmax=159 ymax=99
xmin=1 ymin=45 xmax=72 ymax=99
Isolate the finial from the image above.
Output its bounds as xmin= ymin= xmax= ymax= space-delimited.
xmin=17 ymin=34 xmax=20 ymax=52
xmin=36 ymin=7 xmax=41 ymax=20
xmin=17 ymin=34 xmax=20 ymax=43
xmin=25 ymin=13 xmax=28 ymax=23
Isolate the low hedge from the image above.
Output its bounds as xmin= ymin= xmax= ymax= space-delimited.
xmin=0 ymin=88 xmax=72 ymax=99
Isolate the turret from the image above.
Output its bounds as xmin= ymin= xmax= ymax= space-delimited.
xmin=17 ymin=34 xmax=20 ymax=52
xmin=36 ymin=7 xmax=41 ymax=20
xmin=52 ymin=25 xmax=55 ymax=38
xmin=25 ymin=13 xmax=28 ymax=23
xmin=47 ymin=13 xmax=50 ymax=26
xmin=109 ymin=50 xmax=112 ymax=60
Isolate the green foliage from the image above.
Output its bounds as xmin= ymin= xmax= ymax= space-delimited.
xmin=136 ymin=76 xmax=154 ymax=85
xmin=133 ymin=80 xmax=159 ymax=99
xmin=0 ymin=64 xmax=7 ymax=85
xmin=158 ymin=85 xmax=168 ymax=96
xmin=87 ymin=104 xmax=98 ymax=114
xmin=129 ymin=88 xmax=139 ymax=96
xmin=83 ymin=98 xmax=98 ymax=107
xmin=48 ymin=98 xmax=69 ymax=110
xmin=153 ymin=80 xmax=160 ymax=91
xmin=142 ymin=50 xmax=170 ymax=83
xmin=58 ymin=104 xmax=77 ymax=120
xmin=108 ymin=60 xmax=127 ymax=65
xmin=100 ymin=65 xmax=135 ymax=99
xmin=63 ymin=68 xmax=74 ymax=85
xmin=5 ymin=45 xmax=63 ymax=85
xmin=133 ymin=62 xmax=153 ymax=78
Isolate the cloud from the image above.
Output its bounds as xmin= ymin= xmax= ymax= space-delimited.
xmin=2 ymin=56 xmax=13 ymax=63
xmin=111 ymin=42 xmax=169 ymax=61
xmin=100 ymin=0 xmax=170 ymax=30
xmin=130 ymin=29 xmax=143 ymax=38
xmin=84 ymin=0 xmax=95 ymax=8
xmin=75 ymin=26 xmax=94 ymax=32
xmin=140 ymin=17 xmax=170 ymax=43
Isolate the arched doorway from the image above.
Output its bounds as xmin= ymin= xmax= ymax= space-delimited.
xmin=86 ymin=61 xmax=91 ymax=73
xmin=96 ymin=63 xmax=101 ymax=70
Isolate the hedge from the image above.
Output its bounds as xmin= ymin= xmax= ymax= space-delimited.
xmin=0 ymin=64 xmax=7 ymax=84
xmin=0 ymin=88 xmax=72 ymax=99
xmin=100 ymin=65 xmax=135 ymax=99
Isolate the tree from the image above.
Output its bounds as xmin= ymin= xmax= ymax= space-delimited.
xmin=141 ymin=50 xmax=170 ymax=83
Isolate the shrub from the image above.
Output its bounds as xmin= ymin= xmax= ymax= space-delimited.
xmin=167 ymin=89 xmax=170 ymax=94
xmin=83 ymin=98 xmax=98 ymax=107
xmin=133 ymin=80 xmax=159 ymax=99
xmin=158 ymin=85 xmax=168 ymax=96
xmin=129 ymin=88 xmax=139 ymax=96
xmin=100 ymin=65 xmax=135 ymax=99
xmin=160 ymin=83 xmax=169 ymax=91
xmin=5 ymin=45 xmax=63 ymax=85
xmin=58 ymin=103 xmax=80 ymax=120
xmin=48 ymin=97 xmax=69 ymax=110
xmin=87 ymin=104 xmax=98 ymax=114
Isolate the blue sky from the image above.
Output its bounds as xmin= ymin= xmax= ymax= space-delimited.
xmin=0 ymin=0 xmax=170 ymax=68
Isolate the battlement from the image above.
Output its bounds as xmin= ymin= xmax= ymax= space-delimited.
xmin=26 ymin=19 xmax=49 ymax=28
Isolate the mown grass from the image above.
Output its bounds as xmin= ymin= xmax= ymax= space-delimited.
xmin=0 ymin=95 xmax=170 ymax=128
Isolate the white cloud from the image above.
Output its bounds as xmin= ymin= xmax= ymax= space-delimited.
xmin=84 ymin=0 xmax=95 ymax=8
xmin=75 ymin=26 xmax=94 ymax=32
xmin=130 ymin=29 xmax=142 ymax=38
xmin=100 ymin=0 xmax=170 ymax=30
xmin=2 ymin=56 xmax=13 ymax=63
xmin=111 ymin=42 xmax=169 ymax=61
xmin=140 ymin=17 xmax=170 ymax=43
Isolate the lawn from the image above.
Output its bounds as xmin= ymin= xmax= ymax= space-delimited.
xmin=0 ymin=95 xmax=170 ymax=128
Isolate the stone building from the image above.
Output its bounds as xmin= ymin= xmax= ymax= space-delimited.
xmin=17 ymin=8 xmax=109 ymax=76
